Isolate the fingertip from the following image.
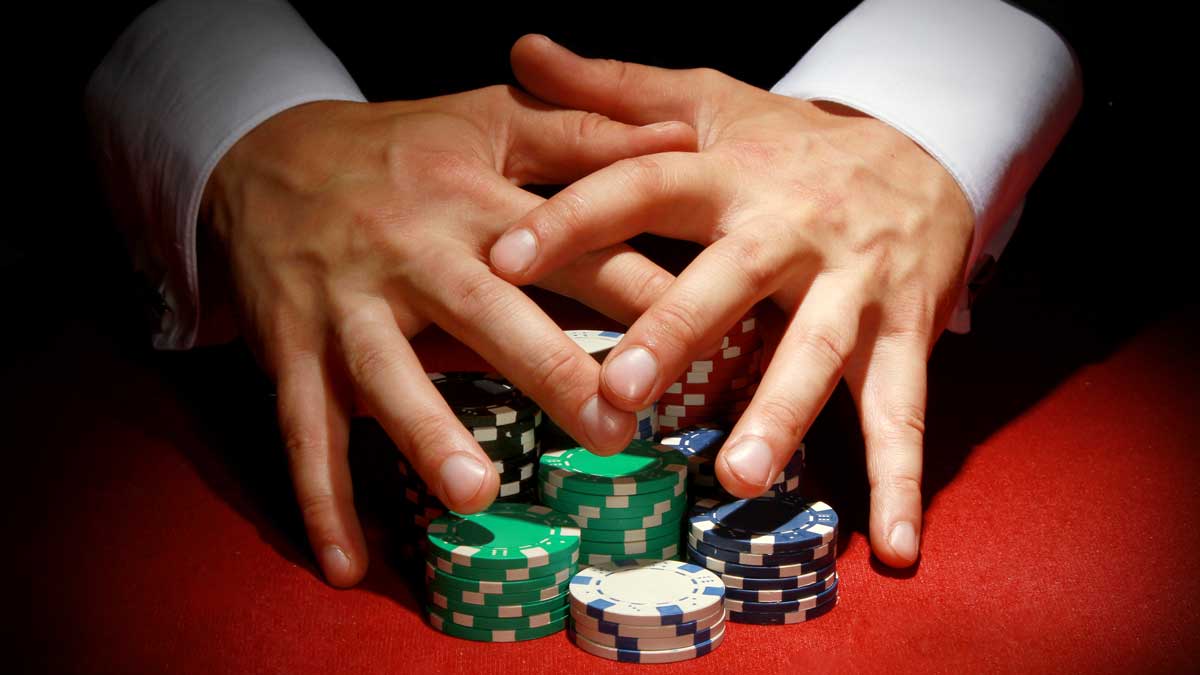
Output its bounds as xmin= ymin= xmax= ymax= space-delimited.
xmin=714 ymin=436 xmax=775 ymax=498
xmin=578 ymin=394 xmax=636 ymax=456
xmin=437 ymin=451 xmax=499 ymax=514
xmin=319 ymin=543 xmax=366 ymax=588
xmin=872 ymin=519 xmax=921 ymax=568
xmin=635 ymin=121 xmax=698 ymax=152
xmin=490 ymin=227 xmax=539 ymax=278
xmin=601 ymin=346 xmax=660 ymax=409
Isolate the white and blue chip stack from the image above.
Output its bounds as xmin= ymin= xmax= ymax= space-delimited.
xmin=567 ymin=559 xmax=727 ymax=663
xmin=687 ymin=495 xmax=840 ymax=624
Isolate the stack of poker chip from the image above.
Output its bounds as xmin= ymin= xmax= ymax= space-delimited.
xmin=686 ymin=495 xmax=840 ymax=625
xmin=424 ymin=503 xmax=580 ymax=641
xmin=399 ymin=372 xmax=542 ymax=533
xmin=538 ymin=441 xmax=688 ymax=567
xmin=540 ymin=330 xmax=658 ymax=451
xmin=661 ymin=424 xmax=805 ymax=502
xmin=567 ymin=559 xmax=727 ymax=663
xmin=657 ymin=313 xmax=763 ymax=434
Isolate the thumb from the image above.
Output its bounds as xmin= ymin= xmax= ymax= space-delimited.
xmin=504 ymin=87 xmax=696 ymax=185
xmin=510 ymin=34 xmax=705 ymax=127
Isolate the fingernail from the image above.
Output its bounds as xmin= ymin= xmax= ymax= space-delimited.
xmin=320 ymin=545 xmax=352 ymax=582
xmin=491 ymin=229 xmax=538 ymax=274
xmin=723 ymin=437 xmax=774 ymax=488
xmin=440 ymin=453 xmax=488 ymax=507
xmin=889 ymin=521 xmax=919 ymax=562
xmin=641 ymin=121 xmax=680 ymax=131
xmin=604 ymin=347 xmax=658 ymax=402
xmin=579 ymin=395 xmax=631 ymax=450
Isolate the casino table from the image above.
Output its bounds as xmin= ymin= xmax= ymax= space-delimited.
xmin=9 ymin=250 xmax=1199 ymax=673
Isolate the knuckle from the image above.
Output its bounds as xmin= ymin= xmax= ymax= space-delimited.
xmin=871 ymin=471 xmax=922 ymax=498
xmin=795 ymin=323 xmax=851 ymax=374
xmin=397 ymin=410 xmax=456 ymax=460
xmin=753 ymin=394 xmax=808 ymax=440
xmin=644 ymin=297 xmax=708 ymax=358
xmin=614 ymin=155 xmax=671 ymax=201
xmin=344 ymin=340 xmax=402 ymax=392
xmin=885 ymin=401 xmax=927 ymax=439
xmin=282 ymin=427 xmax=325 ymax=463
xmin=709 ymin=236 xmax=776 ymax=294
xmin=448 ymin=269 xmax=515 ymax=322
xmin=525 ymin=345 xmax=590 ymax=405
xmin=567 ymin=112 xmax=614 ymax=145
xmin=296 ymin=490 xmax=340 ymax=523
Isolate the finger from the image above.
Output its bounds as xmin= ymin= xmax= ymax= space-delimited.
xmin=417 ymin=259 xmax=636 ymax=456
xmin=843 ymin=331 xmax=929 ymax=568
xmin=537 ymin=244 xmax=674 ymax=327
xmin=490 ymin=152 xmax=730 ymax=284
xmin=502 ymin=88 xmax=697 ymax=186
xmin=334 ymin=297 xmax=500 ymax=513
xmin=500 ymin=185 xmax=675 ymax=326
xmin=713 ymin=278 xmax=864 ymax=496
xmin=510 ymin=34 xmax=711 ymax=126
xmin=597 ymin=225 xmax=806 ymax=411
xmin=274 ymin=344 xmax=366 ymax=588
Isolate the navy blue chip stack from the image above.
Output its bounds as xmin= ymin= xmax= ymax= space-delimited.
xmin=686 ymin=496 xmax=840 ymax=624
xmin=394 ymin=372 xmax=543 ymax=543
xmin=661 ymin=424 xmax=805 ymax=503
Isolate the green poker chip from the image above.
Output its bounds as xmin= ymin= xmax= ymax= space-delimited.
xmin=428 ymin=589 xmax=568 ymax=618
xmin=428 ymin=609 xmax=566 ymax=642
xmin=426 ymin=551 xmax=578 ymax=582
xmin=426 ymin=600 xmax=570 ymax=631
xmin=426 ymin=503 xmax=580 ymax=570
xmin=539 ymin=479 xmax=684 ymax=508
xmin=428 ymin=577 xmax=571 ymax=607
xmin=540 ymin=488 xmax=687 ymax=520
xmin=539 ymin=441 xmax=687 ymax=496
xmin=578 ymin=549 xmax=680 ymax=567
xmin=578 ymin=532 xmax=681 ymax=556
xmin=579 ymin=519 xmax=683 ymax=544
xmin=564 ymin=510 xmax=684 ymax=531
xmin=424 ymin=561 xmax=576 ymax=594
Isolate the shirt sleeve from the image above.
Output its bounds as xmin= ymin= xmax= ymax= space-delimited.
xmin=85 ymin=0 xmax=366 ymax=350
xmin=769 ymin=0 xmax=1082 ymax=332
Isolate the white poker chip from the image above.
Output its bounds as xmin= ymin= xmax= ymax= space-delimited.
xmin=569 ymin=560 xmax=725 ymax=626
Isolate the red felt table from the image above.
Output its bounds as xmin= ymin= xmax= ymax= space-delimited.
xmin=9 ymin=269 xmax=1199 ymax=673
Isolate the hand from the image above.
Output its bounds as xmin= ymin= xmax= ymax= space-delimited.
xmin=489 ymin=36 xmax=976 ymax=567
xmin=202 ymin=87 xmax=696 ymax=586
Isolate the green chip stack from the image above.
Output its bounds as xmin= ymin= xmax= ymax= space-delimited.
xmin=397 ymin=372 xmax=543 ymax=539
xmin=538 ymin=440 xmax=689 ymax=567
xmin=424 ymin=503 xmax=580 ymax=641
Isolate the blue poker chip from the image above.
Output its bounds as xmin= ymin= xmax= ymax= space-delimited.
xmin=726 ymin=595 xmax=838 ymax=625
xmin=715 ymin=560 xmax=836 ymax=591
xmin=660 ymin=425 xmax=728 ymax=455
xmin=724 ymin=571 xmax=838 ymax=602
xmin=688 ymin=535 xmax=834 ymax=567
xmin=723 ymin=577 xmax=839 ymax=614
xmin=689 ymin=495 xmax=837 ymax=554
xmin=686 ymin=545 xmax=836 ymax=578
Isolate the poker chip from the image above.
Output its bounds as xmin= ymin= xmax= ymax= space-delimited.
xmin=430 ymin=578 xmax=572 ymax=607
xmin=658 ymin=384 xmax=757 ymax=407
xmin=689 ymin=496 xmax=837 ymax=554
xmin=686 ymin=345 xmax=753 ymax=372
xmin=571 ymin=620 xmax=723 ymax=651
xmin=578 ymin=530 xmax=681 ymax=556
xmin=725 ymin=572 xmax=838 ymax=602
xmin=428 ymin=372 xmax=539 ymax=427
xmin=715 ymin=561 xmax=836 ymax=591
xmin=426 ymin=600 xmax=570 ymax=631
xmin=717 ymin=329 xmax=761 ymax=350
xmin=540 ymin=479 xmax=685 ymax=508
xmin=569 ymin=560 xmax=725 ymax=626
xmin=687 ymin=535 xmax=834 ymax=566
xmin=571 ymin=607 xmax=726 ymax=638
xmin=564 ymin=511 xmax=681 ymax=531
xmin=658 ymin=401 xmax=746 ymax=419
xmin=497 ymin=473 xmax=539 ymax=499
xmin=579 ymin=519 xmax=682 ymax=543
xmin=424 ymin=561 xmax=576 ymax=595
xmin=540 ymin=442 xmax=687 ymax=496
xmin=428 ymin=590 xmax=568 ymax=618
xmin=682 ymin=349 xmax=761 ymax=377
xmin=726 ymin=595 xmax=838 ymax=625
xmin=723 ymin=577 xmax=839 ymax=614
xmin=688 ymin=497 xmax=723 ymax=517
xmin=568 ymin=624 xmax=725 ymax=663
xmin=429 ymin=610 xmax=566 ymax=642
xmin=664 ymin=376 xmax=755 ymax=396
xmin=565 ymin=329 xmax=624 ymax=361
xmin=428 ymin=550 xmax=579 ymax=582
xmin=426 ymin=503 xmax=580 ymax=570
xmin=685 ymin=545 xmax=836 ymax=578
xmin=579 ymin=547 xmax=680 ymax=568
xmin=540 ymin=490 xmax=687 ymax=520
xmin=495 ymin=457 xmax=536 ymax=483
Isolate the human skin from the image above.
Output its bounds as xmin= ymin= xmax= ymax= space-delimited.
xmin=490 ymin=36 xmax=976 ymax=568
xmin=202 ymin=86 xmax=696 ymax=586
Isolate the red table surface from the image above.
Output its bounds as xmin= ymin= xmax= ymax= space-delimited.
xmin=8 ymin=277 xmax=1199 ymax=673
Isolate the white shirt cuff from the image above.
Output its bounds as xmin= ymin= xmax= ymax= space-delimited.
xmin=770 ymin=0 xmax=1082 ymax=332
xmin=85 ymin=0 xmax=366 ymax=350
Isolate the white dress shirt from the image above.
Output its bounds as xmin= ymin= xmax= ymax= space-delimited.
xmin=85 ymin=0 xmax=1082 ymax=349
